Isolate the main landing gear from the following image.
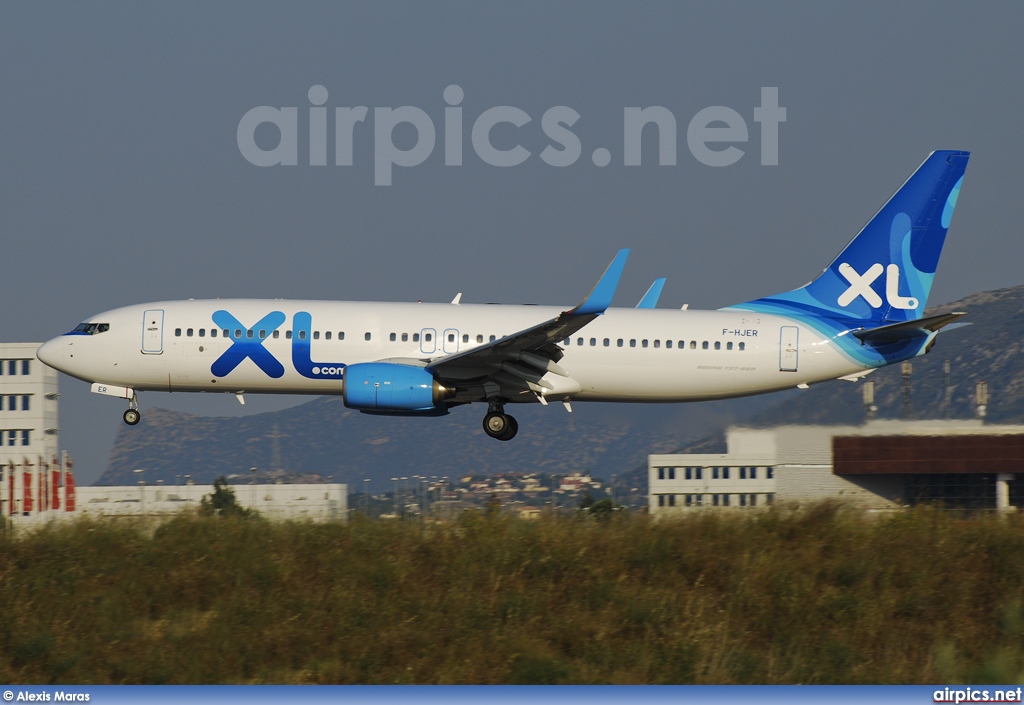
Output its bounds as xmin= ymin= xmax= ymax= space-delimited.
xmin=482 ymin=400 xmax=518 ymax=441
xmin=123 ymin=395 xmax=141 ymax=426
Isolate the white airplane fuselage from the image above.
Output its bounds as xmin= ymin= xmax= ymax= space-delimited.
xmin=37 ymin=299 xmax=854 ymax=402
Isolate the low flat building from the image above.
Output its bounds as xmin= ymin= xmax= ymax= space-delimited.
xmin=650 ymin=420 xmax=1024 ymax=514
xmin=6 ymin=483 xmax=347 ymax=526
xmin=77 ymin=482 xmax=348 ymax=521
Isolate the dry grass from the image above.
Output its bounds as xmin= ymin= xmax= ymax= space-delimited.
xmin=2 ymin=504 xmax=1024 ymax=684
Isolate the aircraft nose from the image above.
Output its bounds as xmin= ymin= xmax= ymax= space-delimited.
xmin=36 ymin=337 xmax=67 ymax=370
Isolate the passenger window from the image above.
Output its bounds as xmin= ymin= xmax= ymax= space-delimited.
xmin=223 ymin=329 xmax=230 ymax=338
xmin=617 ymin=339 xmax=623 ymax=347
xmin=413 ymin=333 xmax=420 ymax=342
xmin=260 ymin=330 xmax=267 ymax=339
xmin=325 ymin=332 xmax=332 ymax=340
xmin=198 ymin=329 xmax=206 ymax=338
xmin=642 ymin=340 xmax=648 ymax=348
xmin=313 ymin=331 xmax=319 ymax=340
xmin=187 ymin=328 xmax=194 ymax=337
xmin=339 ymin=332 xmax=345 ymax=340
xmin=365 ymin=332 xmax=372 ymax=341
xmin=463 ymin=334 xmax=469 ymax=343
xmin=271 ymin=331 xmax=277 ymax=339
xmin=702 ymin=341 xmax=708 ymax=350
xmin=690 ymin=341 xmax=697 ymax=349
xmin=739 ymin=342 xmax=745 ymax=351
xmin=424 ymin=333 xmax=431 ymax=342
xmin=590 ymin=338 xmax=597 ymax=346
xmin=666 ymin=340 xmax=672 ymax=348
xmin=727 ymin=341 xmax=733 ymax=350
xmin=630 ymin=339 xmax=636 ymax=348
xmin=390 ymin=333 xmax=397 ymax=342
xmin=402 ymin=333 xmax=408 ymax=342
xmin=298 ymin=331 xmax=306 ymax=341
xmin=246 ymin=330 xmax=254 ymax=339
xmin=212 ymin=329 xmax=218 ymax=338
xmin=234 ymin=329 xmax=242 ymax=339
xmin=490 ymin=335 xmax=496 ymax=342
xmin=448 ymin=333 xmax=455 ymax=342
xmin=563 ymin=338 xmax=570 ymax=346
xmin=603 ymin=338 xmax=610 ymax=347
xmin=477 ymin=335 xmax=483 ymax=343
xmin=714 ymin=341 xmax=721 ymax=350
xmin=286 ymin=331 xmax=293 ymax=340
xmin=175 ymin=329 xmax=182 ymax=337
xmin=654 ymin=340 xmax=660 ymax=348
xmin=577 ymin=337 xmax=584 ymax=346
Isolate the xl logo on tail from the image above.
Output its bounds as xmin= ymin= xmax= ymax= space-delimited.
xmin=837 ymin=263 xmax=917 ymax=310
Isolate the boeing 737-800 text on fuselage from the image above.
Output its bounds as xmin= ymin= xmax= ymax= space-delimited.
xmin=37 ymin=151 xmax=969 ymax=440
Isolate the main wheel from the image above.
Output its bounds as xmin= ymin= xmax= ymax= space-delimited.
xmin=498 ymin=415 xmax=518 ymax=441
xmin=483 ymin=411 xmax=509 ymax=439
xmin=123 ymin=408 xmax=141 ymax=426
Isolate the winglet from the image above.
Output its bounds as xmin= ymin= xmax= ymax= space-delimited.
xmin=636 ymin=278 xmax=666 ymax=308
xmin=570 ymin=249 xmax=630 ymax=315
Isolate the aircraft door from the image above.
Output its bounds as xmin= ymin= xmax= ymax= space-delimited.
xmin=142 ymin=309 xmax=165 ymax=354
xmin=779 ymin=326 xmax=798 ymax=372
xmin=443 ymin=328 xmax=459 ymax=354
xmin=420 ymin=328 xmax=436 ymax=354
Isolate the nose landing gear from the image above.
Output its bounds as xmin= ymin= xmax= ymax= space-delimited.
xmin=123 ymin=395 xmax=141 ymax=426
xmin=482 ymin=400 xmax=518 ymax=441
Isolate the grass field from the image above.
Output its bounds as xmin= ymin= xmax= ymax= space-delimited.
xmin=2 ymin=504 xmax=1024 ymax=684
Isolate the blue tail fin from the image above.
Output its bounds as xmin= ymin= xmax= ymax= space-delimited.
xmin=731 ymin=150 xmax=969 ymax=324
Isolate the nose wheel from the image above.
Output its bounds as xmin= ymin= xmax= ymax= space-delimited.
xmin=483 ymin=402 xmax=518 ymax=441
xmin=123 ymin=395 xmax=141 ymax=426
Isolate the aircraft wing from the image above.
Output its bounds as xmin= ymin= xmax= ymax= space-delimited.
xmin=425 ymin=249 xmax=629 ymax=397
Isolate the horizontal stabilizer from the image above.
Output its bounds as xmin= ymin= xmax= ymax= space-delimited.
xmin=852 ymin=312 xmax=967 ymax=344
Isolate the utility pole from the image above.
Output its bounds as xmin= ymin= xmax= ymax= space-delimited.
xmin=267 ymin=423 xmax=289 ymax=476
xmin=901 ymin=361 xmax=912 ymax=419
xmin=863 ymin=380 xmax=877 ymax=422
xmin=943 ymin=359 xmax=952 ymax=419
xmin=976 ymin=380 xmax=988 ymax=421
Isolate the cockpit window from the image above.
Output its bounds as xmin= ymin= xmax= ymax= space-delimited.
xmin=72 ymin=322 xmax=110 ymax=335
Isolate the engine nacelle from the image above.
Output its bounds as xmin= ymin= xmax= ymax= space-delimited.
xmin=342 ymin=363 xmax=453 ymax=412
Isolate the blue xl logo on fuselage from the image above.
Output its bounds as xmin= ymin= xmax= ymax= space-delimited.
xmin=210 ymin=310 xmax=346 ymax=380
xmin=211 ymin=311 xmax=287 ymax=378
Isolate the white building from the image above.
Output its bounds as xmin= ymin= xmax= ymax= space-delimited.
xmin=0 ymin=343 xmax=58 ymax=464
xmin=75 ymin=482 xmax=348 ymax=522
xmin=649 ymin=428 xmax=777 ymax=512
xmin=1 ymin=343 xmax=61 ymax=518
xmin=649 ymin=420 xmax=1024 ymax=515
